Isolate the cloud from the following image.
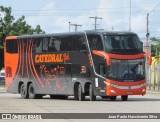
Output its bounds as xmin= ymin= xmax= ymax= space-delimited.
xmin=26 ymin=1 xmax=57 ymax=32
xmin=131 ymin=14 xmax=146 ymax=33
xmin=24 ymin=0 xmax=160 ymax=38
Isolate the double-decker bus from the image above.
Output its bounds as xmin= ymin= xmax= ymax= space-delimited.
xmin=4 ymin=31 xmax=152 ymax=101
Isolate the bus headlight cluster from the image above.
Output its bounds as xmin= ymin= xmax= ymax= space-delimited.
xmin=110 ymin=90 xmax=116 ymax=94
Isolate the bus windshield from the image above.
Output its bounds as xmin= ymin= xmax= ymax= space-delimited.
xmin=107 ymin=58 xmax=145 ymax=82
xmin=103 ymin=34 xmax=143 ymax=54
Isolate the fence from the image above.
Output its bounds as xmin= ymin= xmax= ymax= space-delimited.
xmin=147 ymin=56 xmax=160 ymax=91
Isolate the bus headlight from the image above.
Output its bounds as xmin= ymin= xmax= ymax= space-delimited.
xmin=110 ymin=90 xmax=116 ymax=94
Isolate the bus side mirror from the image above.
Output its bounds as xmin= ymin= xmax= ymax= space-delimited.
xmin=144 ymin=52 xmax=152 ymax=65
xmin=92 ymin=50 xmax=111 ymax=66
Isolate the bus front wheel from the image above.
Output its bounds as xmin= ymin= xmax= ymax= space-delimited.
xmin=89 ymin=84 xmax=96 ymax=101
xmin=121 ymin=95 xmax=128 ymax=101
xmin=110 ymin=96 xmax=117 ymax=101
xmin=78 ymin=84 xmax=85 ymax=101
xmin=20 ymin=83 xmax=29 ymax=99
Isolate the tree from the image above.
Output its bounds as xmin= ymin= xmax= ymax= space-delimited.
xmin=34 ymin=25 xmax=45 ymax=34
xmin=150 ymin=37 xmax=160 ymax=56
xmin=0 ymin=6 xmax=45 ymax=68
xmin=0 ymin=6 xmax=45 ymax=48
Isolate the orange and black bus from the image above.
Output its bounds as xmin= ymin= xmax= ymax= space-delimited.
xmin=4 ymin=31 xmax=152 ymax=101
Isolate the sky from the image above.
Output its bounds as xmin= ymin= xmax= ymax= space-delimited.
xmin=1 ymin=0 xmax=160 ymax=39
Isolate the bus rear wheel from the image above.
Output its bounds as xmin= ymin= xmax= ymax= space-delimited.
xmin=28 ymin=83 xmax=41 ymax=99
xmin=89 ymin=84 xmax=96 ymax=101
xmin=78 ymin=84 xmax=85 ymax=101
xmin=121 ymin=95 xmax=128 ymax=101
xmin=20 ymin=83 xmax=29 ymax=99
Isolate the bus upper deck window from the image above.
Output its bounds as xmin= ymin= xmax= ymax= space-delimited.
xmin=48 ymin=37 xmax=61 ymax=52
xmin=88 ymin=35 xmax=103 ymax=50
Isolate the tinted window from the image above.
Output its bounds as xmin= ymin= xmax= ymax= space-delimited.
xmin=103 ymin=35 xmax=143 ymax=54
xmin=87 ymin=35 xmax=103 ymax=50
xmin=60 ymin=36 xmax=72 ymax=51
xmin=36 ymin=38 xmax=42 ymax=53
xmin=49 ymin=37 xmax=61 ymax=52
xmin=72 ymin=36 xmax=86 ymax=51
xmin=42 ymin=37 xmax=49 ymax=52
xmin=6 ymin=40 xmax=18 ymax=53
xmin=108 ymin=59 xmax=145 ymax=82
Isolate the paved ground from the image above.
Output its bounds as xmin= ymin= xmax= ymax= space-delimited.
xmin=0 ymin=90 xmax=160 ymax=122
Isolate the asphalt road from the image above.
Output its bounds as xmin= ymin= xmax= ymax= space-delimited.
xmin=0 ymin=91 xmax=160 ymax=122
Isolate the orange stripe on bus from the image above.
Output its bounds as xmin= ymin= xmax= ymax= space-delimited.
xmin=28 ymin=40 xmax=40 ymax=87
xmin=30 ymin=41 xmax=43 ymax=87
xmin=26 ymin=40 xmax=30 ymax=80
xmin=5 ymin=36 xmax=17 ymax=40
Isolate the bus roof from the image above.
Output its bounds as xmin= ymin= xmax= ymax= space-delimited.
xmin=5 ymin=30 xmax=137 ymax=40
xmin=85 ymin=30 xmax=137 ymax=35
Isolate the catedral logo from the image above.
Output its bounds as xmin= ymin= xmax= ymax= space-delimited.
xmin=35 ymin=53 xmax=70 ymax=63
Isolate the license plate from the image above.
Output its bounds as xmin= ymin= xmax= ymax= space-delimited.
xmin=127 ymin=92 xmax=133 ymax=94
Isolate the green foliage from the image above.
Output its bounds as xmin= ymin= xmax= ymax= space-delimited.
xmin=0 ymin=6 xmax=45 ymax=48
xmin=0 ymin=6 xmax=45 ymax=68
xmin=150 ymin=37 xmax=160 ymax=57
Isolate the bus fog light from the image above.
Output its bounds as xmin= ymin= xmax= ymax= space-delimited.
xmin=142 ymin=89 xmax=145 ymax=92
xmin=110 ymin=90 xmax=116 ymax=94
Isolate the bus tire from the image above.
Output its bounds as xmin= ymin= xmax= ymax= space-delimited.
xmin=101 ymin=96 xmax=109 ymax=99
xmin=89 ymin=84 xmax=96 ymax=101
xmin=50 ymin=95 xmax=54 ymax=99
xmin=20 ymin=83 xmax=29 ymax=99
xmin=110 ymin=96 xmax=117 ymax=101
xmin=78 ymin=84 xmax=85 ymax=101
xmin=74 ymin=84 xmax=79 ymax=100
xmin=121 ymin=95 xmax=128 ymax=101
xmin=28 ymin=83 xmax=38 ymax=99
xmin=50 ymin=95 xmax=68 ymax=99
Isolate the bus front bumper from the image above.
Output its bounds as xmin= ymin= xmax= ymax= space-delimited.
xmin=105 ymin=79 xmax=146 ymax=96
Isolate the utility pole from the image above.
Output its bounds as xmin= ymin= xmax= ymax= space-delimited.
xmin=129 ymin=0 xmax=131 ymax=32
xmin=146 ymin=3 xmax=160 ymax=52
xmin=69 ymin=22 xmax=71 ymax=32
xmin=70 ymin=24 xmax=82 ymax=32
xmin=146 ymin=13 xmax=149 ymax=51
xmin=112 ymin=26 xmax=114 ymax=30
xmin=89 ymin=16 xmax=102 ymax=30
